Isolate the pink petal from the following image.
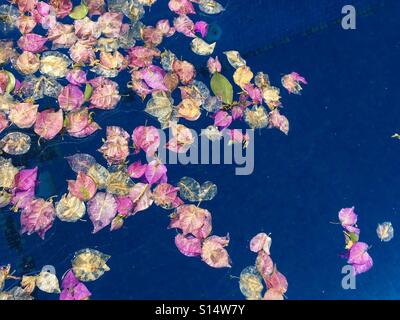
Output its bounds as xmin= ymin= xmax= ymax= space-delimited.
xmin=250 ymin=233 xmax=272 ymax=255
xmin=58 ymin=84 xmax=84 ymax=111
xmin=256 ymin=251 xmax=274 ymax=278
xmin=87 ymin=192 xmax=118 ymax=233
xmin=20 ymin=198 xmax=55 ymax=239
xmin=168 ymin=0 xmax=196 ymax=15
xmin=174 ymin=15 xmax=196 ymax=38
xmin=338 ymin=207 xmax=358 ymax=227
xmin=128 ymin=183 xmax=153 ymax=215
xmin=207 ymin=56 xmax=221 ymax=74
xmin=132 ymin=125 xmax=160 ymax=157
xmin=116 ymin=196 xmax=134 ymax=216
xmin=175 ymin=234 xmax=202 ymax=257
xmin=144 ymin=160 xmax=167 ymax=185
xmin=127 ymin=161 xmax=147 ymax=179
xmin=139 ymin=65 xmax=168 ymax=91
xmin=201 ymin=235 xmax=231 ymax=268
xmin=68 ymin=172 xmax=97 ymax=201
xmin=66 ymin=69 xmax=87 ymax=86
xmin=169 ymin=205 xmax=212 ymax=239
xmin=213 ymin=111 xmax=232 ymax=129
xmin=265 ymin=268 xmax=288 ymax=294
xmin=17 ymin=33 xmax=47 ymax=53
xmin=11 ymin=188 xmax=35 ymax=211
xmin=14 ymin=167 xmax=38 ymax=191
xmin=194 ymin=21 xmax=208 ymax=38
xmin=34 ymin=109 xmax=63 ymax=140
xmin=153 ymin=183 xmax=182 ymax=209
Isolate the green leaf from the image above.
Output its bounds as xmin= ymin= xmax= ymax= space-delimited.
xmin=83 ymin=83 xmax=93 ymax=101
xmin=69 ymin=3 xmax=88 ymax=20
xmin=5 ymin=71 xmax=15 ymax=94
xmin=210 ymin=72 xmax=233 ymax=105
xmin=349 ymin=232 xmax=359 ymax=243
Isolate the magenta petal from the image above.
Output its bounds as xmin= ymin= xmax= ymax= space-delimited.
xmin=61 ymin=270 xmax=79 ymax=289
xmin=60 ymin=270 xmax=91 ymax=300
xmin=17 ymin=33 xmax=47 ymax=53
xmin=116 ymin=196 xmax=134 ymax=216
xmin=144 ymin=160 xmax=167 ymax=185
xmin=128 ymin=161 xmax=147 ymax=179
xmin=14 ymin=167 xmax=38 ymax=191
xmin=194 ymin=21 xmax=208 ymax=38
xmin=175 ymin=234 xmax=202 ymax=257
xmin=66 ymin=69 xmax=87 ymax=86
xmin=213 ymin=111 xmax=232 ymax=129
xmin=348 ymin=242 xmax=372 ymax=266
xmin=11 ymin=188 xmax=35 ymax=211
xmin=139 ymin=65 xmax=168 ymax=91
xmin=72 ymin=283 xmax=92 ymax=300
xmin=352 ymin=258 xmax=373 ymax=275
xmin=132 ymin=126 xmax=160 ymax=157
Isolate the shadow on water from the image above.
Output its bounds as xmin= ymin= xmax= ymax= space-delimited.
xmin=205 ymin=23 xmax=223 ymax=43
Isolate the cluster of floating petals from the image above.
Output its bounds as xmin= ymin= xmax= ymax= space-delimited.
xmin=0 ymin=0 xmax=309 ymax=300
xmin=0 ymin=248 xmax=108 ymax=300
xmin=337 ymin=207 xmax=373 ymax=275
xmin=170 ymin=203 xmax=231 ymax=268
xmin=239 ymin=233 xmax=287 ymax=300
xmin=0 ymin=157 xmax=59 ymax=239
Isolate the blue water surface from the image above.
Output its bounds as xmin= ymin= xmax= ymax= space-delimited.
xmin=1 ymin=0 xmax=400 ymax=300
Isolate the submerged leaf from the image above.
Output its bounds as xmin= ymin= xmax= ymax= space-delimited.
xmin=55 ymin=193 xmax=86 ymax=222
xmin=106 ymin=170 xmax=133 ymax=196
xmin=198 ymin=181 xmax=217 ymax=201
xmin=1 ymin=132 xmax=31 ymax=155
xmin=65 ymin=154 xmax=97 ymax=174
xmin=239 ymin=266 xmax=264 ymax=300
xmin=178 ymin=177 xmax=201 ymax=202
xmin=72 ymin=248 xmax=111 ymax=282
xmin=36 ymin=271 xmax=60 ymax=294
xmin=178 ymin=177 xmax=217 ymax=202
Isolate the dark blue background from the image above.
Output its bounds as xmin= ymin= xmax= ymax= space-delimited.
xmin=1 ymin=0 xmax=400 ymax=299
